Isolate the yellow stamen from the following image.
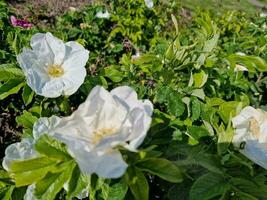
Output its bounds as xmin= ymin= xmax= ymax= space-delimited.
xmin=47 ymin=64 xmax=64 ymax=77
xmin=92 ymin=127 xmax=118 ymax=144
xmin=249 ymin=118 xmax=260 ymax=139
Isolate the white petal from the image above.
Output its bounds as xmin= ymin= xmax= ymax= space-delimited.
xmin=232 ymin=106 xmax=259 ymax=128
xmin=73 ymin=149 xmax=127 ymax=178
xmin=24 ymin=185 xmax=36 ymax=200
xmin=125 ymin=108 xmax=152 ymax=151
xmin=61 ymin=67 xmax=86 ymax=96
xmin=240 ymin=140 xmax=267 ymax=169
xmin=17 ymin=49 xmax=38 ymax=72
xmin=33 ymin=116 xmax=62 ymax=139
xmin=111 ymin=86 xmax=153 ymax=116
xmin=31 ymin=32 xmax=65 ymax=65
xmin=63 ymin=42 xmax=89 ymax=71
xmin=2 ymin=138 xmax=37 ymax=171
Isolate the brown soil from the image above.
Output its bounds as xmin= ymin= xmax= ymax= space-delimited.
xmin=7 ymin=0 xmax=92 ymax=25
xmin=0 ymin=109 xmax=22 ymax=159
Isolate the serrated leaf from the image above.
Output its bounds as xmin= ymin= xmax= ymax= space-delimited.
xmin=191 ymin=98 xmax=201 ymax=121
xmin=218 ymin=101 xmax=242 ymax=124
xmin=0 ymin=65 xmax=24 ymax=81
xmin=189 ymin=173 xmax=230 ymax=200
xmin=187 ymin=126 xmax=210 ymax=141
xmin=136 ymin=158 xmax=183 ymax=183
xmin=155 ymin=86 xmax=172 ymax=103
xmin=106 ymin=180 xmax=128 ymax=200
xmin=16 ymin=111 xmax=38 ymax=130
xmin=230 ymin=177 xmax=267 ymax=199
xmin=167 ymin=93 xmax=185 ymax=117
xmin=104 ymin=66 xmax=124 ymax=83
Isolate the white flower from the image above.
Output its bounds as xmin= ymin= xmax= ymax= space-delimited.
xmin=17 ymin=32 xmax=89 ymax=98
xmin=145 ymin=0 xmax=154 ymax=8
xmin=232 ymin=106 xmax=267 ymax=169
xmin=260 ymin=13 xmax=267 ymax=18
xmin=33 ymin=86 xmax=153 ymax=178
xmin=234 ymin=64 xmax=248 ymax=72
xmin=96 ymin=10 xmax=110 ymax=19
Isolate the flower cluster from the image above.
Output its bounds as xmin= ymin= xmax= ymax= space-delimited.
xmin=2 ymin=32 xmax=153 ymax=198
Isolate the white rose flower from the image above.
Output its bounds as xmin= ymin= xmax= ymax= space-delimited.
xmin=33 ymin=85 xmax=153 ymax=178
xmin=17 ymin=32 xmax=89 ymax=98
xmin=145 ymin=0 xmax=154 ymax=8
xmin=2 ymin=115 xmax=61 ymax=171
xmin=232 ymin=106 xmax=267 ymax=169
xmin=96 ymin=10 xmax=110 ymax=19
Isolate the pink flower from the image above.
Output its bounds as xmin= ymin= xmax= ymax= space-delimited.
xmin=10 ymin=16 xmax=33 ymax=29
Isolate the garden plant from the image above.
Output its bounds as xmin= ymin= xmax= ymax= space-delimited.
xmin=2 ymin=0 xmax=267 ymax=199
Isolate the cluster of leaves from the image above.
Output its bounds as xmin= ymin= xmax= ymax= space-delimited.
xmin=1 ymin=0 xmax=267 ymax=199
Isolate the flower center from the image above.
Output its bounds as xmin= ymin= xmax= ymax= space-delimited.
xmin=92 ymin=127 xmax=118 ymax=144
xmin=249 ymin=118 xmax=260 ymax=139
xmin=47 ymin=64 xmax=64 ymax=77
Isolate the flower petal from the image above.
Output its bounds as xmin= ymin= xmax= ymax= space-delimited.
xmin=63 ymin=42 xmax=89 ymax=70
xmin=73 ymin=149 xmax=127 ymax=178
xmin=31 ymin=32 xmax=65 ymax=65
xmin=2 ymin=138 xmax=37 ymax=171
xmin=33 ymin=116 xmax=62 ymax=139
xmin=111 ymin=86 xmax=153 ymax=116
xmin=240 ymin=140 xmax=267 ymax=169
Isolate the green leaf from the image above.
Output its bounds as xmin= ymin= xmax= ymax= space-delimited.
xmin=167 ymin=93 xmax=185 ymax=117
xmin=104 ymin=66 xmax=124 ymax=82
xmin=106 ymin=180 xmax=128 ymax=200
xmin=227 ymin=54 xmax=267 ymax=72
xmin=10 ymin=157 xmax=58 ymax=187
xmin=0 ymin=65 xmax=24 ymax=81
xmin=35 ymin=162 xmax=75 ymax=200
xmin=16 ymin=111 xmax=38 ymax=130
xmin=191 ymin=89 xmax=205 ymax=100
xmin=187 ymin=126 xmax=210 ymax=141
xmin=22 ymin=85 xmax=34 ymax=106
xmin=155 ymin=86 xmax=172 ymax=103
xmin=67 ymin=166 xmax=89 ymax=200
xmin=189 ymin=173 xmax=230 ymax=200
xmin=193 ymin=70 xmax=208 ymax=88
xmin=136 ymin=158 xmax=183 ymax=183
xmin=0 ymin=79 xmax=25 ymax=100
xmin=124 ymin=167 xmax=148 ymax=200
xmin=35 ymin=134 xmax=72 ymax=161
xmin=191 ymin=98 xmax=201 ymax=121
xmin=217 ymin=122 xmax=234 ymax=155
xmin=2 ymin=185 xmax=14 ymax=200
xmin=230 ymin=177 xmax=267 ymax=199
xmin=218 ymin=101 xmax=242 ymax=124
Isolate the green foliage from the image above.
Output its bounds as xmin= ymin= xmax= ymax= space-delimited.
xmin=1 ymin=0 xmax=267 ymax=199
